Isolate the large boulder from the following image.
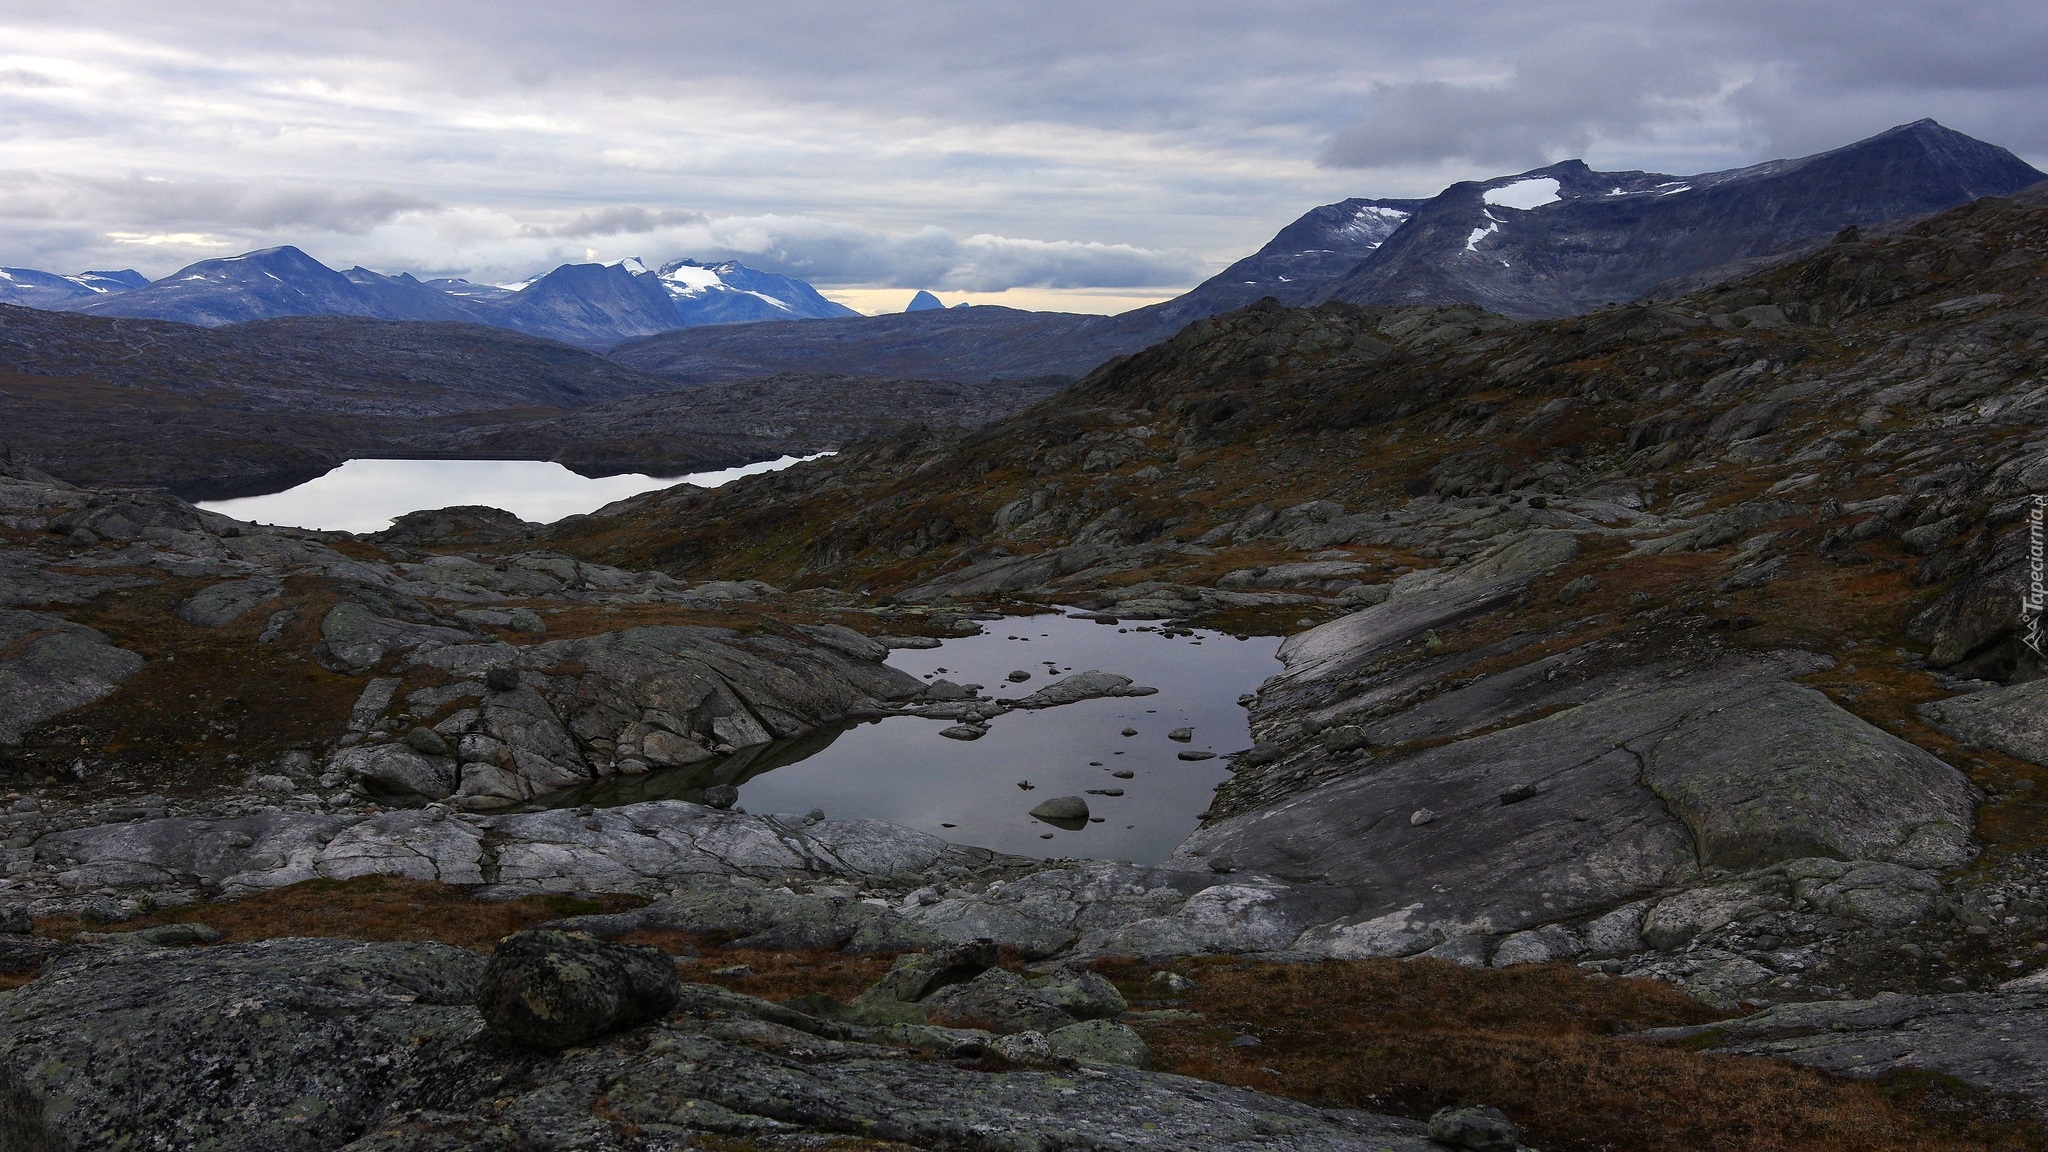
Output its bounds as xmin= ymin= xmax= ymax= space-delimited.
xmin=474 ymin=929 xmax=681 ymax=1048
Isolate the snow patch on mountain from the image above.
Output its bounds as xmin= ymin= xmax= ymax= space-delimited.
xmin=1483 ymin=178 xmax=1562 ymax=210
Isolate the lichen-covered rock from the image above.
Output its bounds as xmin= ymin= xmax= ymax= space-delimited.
xmin=1427 ymin=1104 xmax=1521 ymax=1151
xmin=1045 ymin=1018 xmax=1152 ymax=1068
xmin=921 ymin=968 xmax=1077 ymax=1034
xmin=1030 ymin=968 xmax=1128 ymax=1019
xmin=0 ymin=938 xmax=484 ymax=1152
xmin=474 ymin=929 xmax=681 ymax=1048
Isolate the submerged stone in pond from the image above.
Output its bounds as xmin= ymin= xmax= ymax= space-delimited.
xmin=1030 ymin=796 xmax=1089 ymax=822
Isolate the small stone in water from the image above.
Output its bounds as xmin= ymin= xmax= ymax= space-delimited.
xmin=1040 ymin=833 xmax=1054 ymax=839
xmin=1112 ymin=770 xmax=1134 ymax=779
xmin=1007 ymin=670 xmax=1032 ymax=682
xmin=1167 ymin=727 xmax=1193 ymax=742
xmin=1121 ymin=728 xmax=1138 ymax=737
xmin=1016 ymin=780 xmax=1034 ymax=790
xmin=1177 ymin=750 xmax=1217 ymax=761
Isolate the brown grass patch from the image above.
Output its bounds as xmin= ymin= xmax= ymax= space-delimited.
xmin=1095 ymin=956 xmax=2046 ymax=1152
xmin=33 ymin=875 xmax=648 ymax=951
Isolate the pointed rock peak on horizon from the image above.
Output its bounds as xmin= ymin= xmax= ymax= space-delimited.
xmin=905 ymin=290 xmax=945 ymax=312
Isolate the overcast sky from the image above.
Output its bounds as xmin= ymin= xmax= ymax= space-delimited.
xmin=2 ymin=1 xmax=2043 ymax=312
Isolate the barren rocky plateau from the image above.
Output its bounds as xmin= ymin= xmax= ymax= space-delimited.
xmin=4 ymin=187 xmax=2048 ymax=1150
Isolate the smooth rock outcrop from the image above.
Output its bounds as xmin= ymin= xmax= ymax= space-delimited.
xmin=0 ymin=609 xmax=144 ymax=745
xmin=1643 ymin=991 xmax=2048 ymax=1116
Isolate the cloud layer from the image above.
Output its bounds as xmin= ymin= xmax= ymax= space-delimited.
xmin=0 ymin=2 xmax=2041 ymax=298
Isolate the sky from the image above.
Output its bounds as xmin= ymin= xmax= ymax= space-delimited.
xmin=2 ymin=1 xmax=2044 ymax=314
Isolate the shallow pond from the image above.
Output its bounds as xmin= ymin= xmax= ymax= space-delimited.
xmin=548 ymin=611 xmax=1284 ymax=864
xmin=195 ymin=455 xmax=824 ymax=534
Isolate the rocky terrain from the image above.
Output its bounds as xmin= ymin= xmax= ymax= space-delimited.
xmin=5 ymin=182 xmax=2048 ymax=1148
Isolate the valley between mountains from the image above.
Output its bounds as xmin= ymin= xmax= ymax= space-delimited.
xmin=3 ymin=127 xmax=2048 ymax=1152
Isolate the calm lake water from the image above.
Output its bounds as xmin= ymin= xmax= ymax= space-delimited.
xmin=553 ymin=611 xmax=1284 ymax=864
xmin=196 ymin=455 xmax=826 ymax=533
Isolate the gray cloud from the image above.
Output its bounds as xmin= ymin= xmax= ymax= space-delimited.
xmin=694 ymin=221 xmax=1203 ymax=291
xmin=515 ymin=207 xmax=709 ymax=239
xmin=19 ymin=177 xmax=440 ymax=236
xmin=0 ymin=2 xmax=2040 ymax=289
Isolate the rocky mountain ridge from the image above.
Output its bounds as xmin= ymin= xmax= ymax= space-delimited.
xmin=606 ymin=121 xmax=2045 ymax=386
xmin=4 ymin=246 xmax=858 ymax=351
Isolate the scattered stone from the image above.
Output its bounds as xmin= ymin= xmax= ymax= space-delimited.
xmin=1427 ymin=1104 xmax=1521 ymax=1151
xmin=1208 ymin=856 xmax=1236 ymax=874
xmin=404 ymin=726 xmax=448 ymax=756
xmin=1148 ymin=971 xmax=1195 ymax=994
xmin=700 ymin=784 xmax=740 ymax=810
xmin=1122 ymin=727 xmax=1139 ymax=736
xmin=1085 ymin=788 xmax=1125 ymax=797
xmin=1177 ymin=750 xmax=1217 ymax=761
xmin=1 ymin=907 xmax=34 ymax=934
xmin=1013 ymin=671 xmax=1158 ymax=709
xmin=1168 ymin=727 xmax=1194 ymax=742
xmin=474 ymin=929 xmax=680 ymax=1049
xmin=1007 ymin=670 xmax=1032 ymax=682
xmin=1029 ymin=969 xmax=1127 ymax=1020
xmin=484 ymin=665 xmax=521 ymax=692
xmin=1045 ymin=1019 xmax=1151 ymax=1068
xmin=1498 ymin=783 xmax=1540 ymax=805
xmin=1112 ymin=769 xmax=1135 ymax=779
xmin=922 ymin=968 xmax=1077 ymax=1034
xmin=1410 ymin=808 xmax=1436 ymax=826
xmin=940 ymin=723 xmax=988 ymax=740
xmin=1029 ymin=796 xmax=1090 ymax=822
xmin=1556 ymin=574 xmax=1599 ymax=605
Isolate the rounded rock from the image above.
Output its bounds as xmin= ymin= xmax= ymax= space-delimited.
xmin=701 ymin=784 xmax=740 ymax=810
xmin=1426 ymin=1105 xmax=1521 ymax=1152
xmin=474 ymin=929 xmax=681 ymax=1049
xmin=484 ymin=665 xmax=521 ymax=692
xmin=1029 ymin=796 xmax=1090 ymax=821
xmin=404 ymin=726 xmax=448 ymax=756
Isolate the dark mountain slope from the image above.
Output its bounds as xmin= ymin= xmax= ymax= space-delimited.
xmin=1319 ymin=120 xmax=2046 ymax=318
xmin=609 ymin=305 xmax=1144 ymax=385
xmin=0 ymin=307 xmax=676 ymax=496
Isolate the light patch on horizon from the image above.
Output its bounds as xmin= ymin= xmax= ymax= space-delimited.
xmin=820 ymin=286 xmax=1187 ymax=316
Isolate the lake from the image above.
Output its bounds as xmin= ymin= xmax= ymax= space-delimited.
xmin=195 ymin=455 xmax=827 ymax=534
xmin=549 ymin=610 xmax=1285 ymax=864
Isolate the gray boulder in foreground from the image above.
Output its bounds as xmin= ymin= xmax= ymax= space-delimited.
xmin=475 ymin=929 xmax=680 ymax=1048
xmin=0 ymin=936 xmax=1436 ymax=1151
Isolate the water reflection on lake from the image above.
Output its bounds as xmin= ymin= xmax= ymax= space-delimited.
xmin=195 ymin=455 xmax=827 ymax=534
xmin=551 ymin=611 xmax=1284 ymax=864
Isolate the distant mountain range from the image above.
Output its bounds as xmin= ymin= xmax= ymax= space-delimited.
xmin=613 ymin=120 xmax=2045 ymax=383
xmin=0 ymin=249 xmax=857 ymax=350
xmin=0 ymin=119 xmax=2039 ymax=382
